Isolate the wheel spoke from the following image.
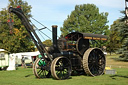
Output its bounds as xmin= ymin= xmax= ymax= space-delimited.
xmin=38 ymin=70 xmax=42 ymax=76
xmin=89 ymin=63 xmax=94 ymax=70
xmin=37 ymin=69 xmax=42 ymax=74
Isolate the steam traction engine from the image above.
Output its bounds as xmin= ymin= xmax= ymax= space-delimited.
xmin=9 ymin=7 xmax=107 ymax=80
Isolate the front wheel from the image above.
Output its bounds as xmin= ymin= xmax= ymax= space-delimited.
xmin=51 ymin=57 xmax=72 ymax=80
xmin=33 ymin=58 xmax=51 ymax=78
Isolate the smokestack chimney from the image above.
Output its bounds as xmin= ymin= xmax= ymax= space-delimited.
xmin=52 ymin=25 xmax=58 ymax=52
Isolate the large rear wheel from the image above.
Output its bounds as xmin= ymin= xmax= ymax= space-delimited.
xmin=83 ymin=48 xmax=106 ymax=76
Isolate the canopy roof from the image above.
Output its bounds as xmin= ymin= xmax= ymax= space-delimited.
xmin=0 ymin=49 xmax=6 ymax=52
xmin=65 ymin=32 xmax=107 ymax=41
xmin=0 ymin=49 xmax=9 ymax=53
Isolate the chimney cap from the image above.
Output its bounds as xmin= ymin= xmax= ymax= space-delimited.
xmin=52 ymin=25 xmax=58 ymax=28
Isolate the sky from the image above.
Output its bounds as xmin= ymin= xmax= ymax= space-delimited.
xmin=0 ymin=0 xmax=125 ymax=40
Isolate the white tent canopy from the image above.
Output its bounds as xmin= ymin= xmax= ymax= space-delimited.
xmin=11 ymin=51 xmax=40 ymax=59
xmin=0 ymin=49 xmax=5 ymax=51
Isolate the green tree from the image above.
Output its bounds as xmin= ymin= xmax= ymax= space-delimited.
xmin=60 ymin=4 xmax=109 ymax=36
xmin=113 ymin=10 xmax=128 ymax=59
xmin=106 ymin=20 xmax=122 ymax=55
xmin=42 ymin=39 xmax=52 ymax=47
xmin=119 ymin=16 xmax=128 ymax=59
xmin=0 ymin=0 xmax=35 ymax=53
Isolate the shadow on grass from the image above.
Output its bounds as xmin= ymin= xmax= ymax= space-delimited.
xmin=52 ymin=76 xmax=72 ymax=80
xmin=110 ymin=75 xmax=128 ymax=79
xmin=25 ymin=73 xmax=73 ymax=80
xmin=25 ymin=74 xmax=34 ymax=77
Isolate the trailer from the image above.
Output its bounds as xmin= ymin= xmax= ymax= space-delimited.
xmin=9 ymin=6 xmax=107 ymax=80
xmin=0 ymin=49 xmax=9 ymax=70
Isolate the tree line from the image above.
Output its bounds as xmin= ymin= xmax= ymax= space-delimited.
xmin=0 ymin=0 xmax=127 ymax=59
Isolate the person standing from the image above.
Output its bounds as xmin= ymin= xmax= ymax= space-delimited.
xmin=21 ymin=56 xmax=26 ymax=68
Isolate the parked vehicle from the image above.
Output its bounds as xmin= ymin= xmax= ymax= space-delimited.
xmin=0 ymin=49 xmax=9 ymax=70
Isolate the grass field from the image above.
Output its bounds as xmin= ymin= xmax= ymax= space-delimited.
xmin=106 ymin=54 xmax=128 ymax=68
xmin=0 ymin=54 xmax=128 ymax=85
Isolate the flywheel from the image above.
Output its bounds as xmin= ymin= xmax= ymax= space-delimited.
xmin=76 ymin=37 xmax=89 ymax=55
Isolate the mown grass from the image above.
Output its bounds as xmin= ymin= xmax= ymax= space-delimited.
xmin=0 ymin=67 xmax=128 ymax=85
xmin=0 ymin=54 xmax=128 ymax=85
xmin=106 ymin=54 xmax=128 ymax=68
